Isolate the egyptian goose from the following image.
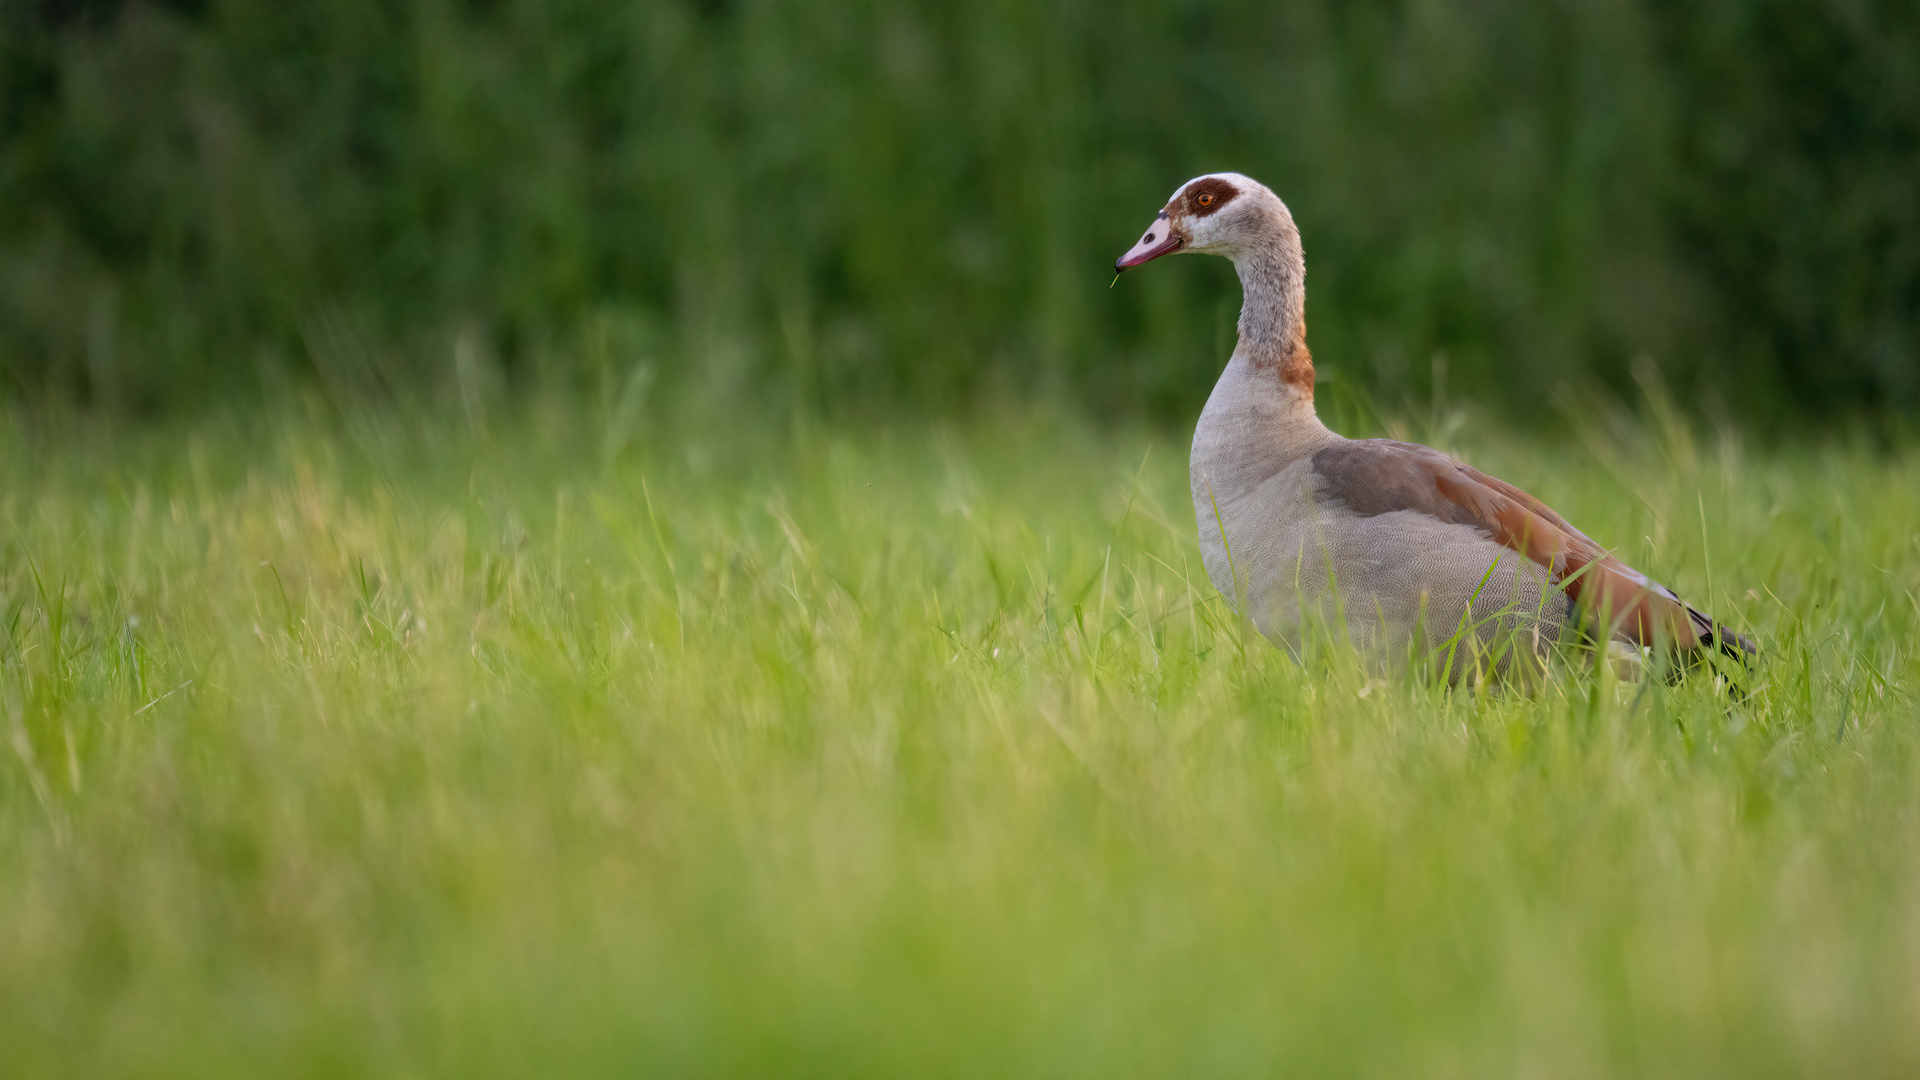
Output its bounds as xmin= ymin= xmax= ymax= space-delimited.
xmin=1114 ymin=173 xmax=1754 ymax=676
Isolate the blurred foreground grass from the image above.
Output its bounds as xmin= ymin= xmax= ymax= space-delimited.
xmin=3 ymin=394 xmax=1918 ymax=1077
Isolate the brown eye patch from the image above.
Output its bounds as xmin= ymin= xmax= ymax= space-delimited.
xmin=1186 ymin=177 xmax=1240 ymax=217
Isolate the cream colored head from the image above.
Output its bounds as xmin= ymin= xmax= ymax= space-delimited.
xmin=1114 ymin=172 xmax=1288 ymax=270
xmin=1113 ymin=171 xmax=1313 ymax=396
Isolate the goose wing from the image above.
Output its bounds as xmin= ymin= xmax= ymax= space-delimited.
xmin=1309 ymin=439 xmax=1755 ymax=661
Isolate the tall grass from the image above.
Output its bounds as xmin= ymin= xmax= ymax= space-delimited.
xmin=3 ymin=388 xmax=1917 ymax=1075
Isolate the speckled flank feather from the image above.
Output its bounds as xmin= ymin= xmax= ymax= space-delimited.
xmin=1312 ymin=440 xmax=1757 ymax=661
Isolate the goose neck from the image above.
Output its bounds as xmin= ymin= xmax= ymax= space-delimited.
xmin=1230 ymin=232 xmax=1312 ymax=397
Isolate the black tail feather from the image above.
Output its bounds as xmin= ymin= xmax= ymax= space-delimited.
xmin=1687 ymin=606 xmax=1757 ymax=667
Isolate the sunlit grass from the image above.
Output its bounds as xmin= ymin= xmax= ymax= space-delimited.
xmin=3 ymin=393 xmax=1918 ymax=1076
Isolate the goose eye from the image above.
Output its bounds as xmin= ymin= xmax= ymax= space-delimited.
xmin=1197 ymin=193 xmax=1215 ymax=208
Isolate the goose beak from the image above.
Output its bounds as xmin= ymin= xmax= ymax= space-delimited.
xmin=1115 ymin=212 xmax=1183 ymax=271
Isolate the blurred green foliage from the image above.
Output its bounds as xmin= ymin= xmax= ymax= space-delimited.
xmin=1 ymin=0 xmax=1916 ymax=422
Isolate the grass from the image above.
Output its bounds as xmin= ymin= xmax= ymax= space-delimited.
xmin=3 ymin=389 xmax=1918 ymax=1077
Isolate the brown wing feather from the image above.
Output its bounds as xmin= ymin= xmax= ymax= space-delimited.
xmin=1312 ymin=440 xmax=1754 ymax=658
xmin=1445 ymin=465 xmax=1698 ymax=648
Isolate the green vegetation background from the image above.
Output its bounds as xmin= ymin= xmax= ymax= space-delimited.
xmin=4 ymin=0 xmax=1918 ymax=424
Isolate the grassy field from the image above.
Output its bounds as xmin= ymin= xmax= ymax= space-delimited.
xmin=3 ymin=391 xmax=1918 ymax=1077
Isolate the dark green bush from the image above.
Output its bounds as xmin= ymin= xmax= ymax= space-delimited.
xmin=2 ymin=0 xmax=1915 ymax=423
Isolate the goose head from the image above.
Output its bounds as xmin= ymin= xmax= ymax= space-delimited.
xmin=1113 ymin=171 xmax=1313 ymax=395
xmin=1113 ymin=172 xmax=1283 ymax=270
